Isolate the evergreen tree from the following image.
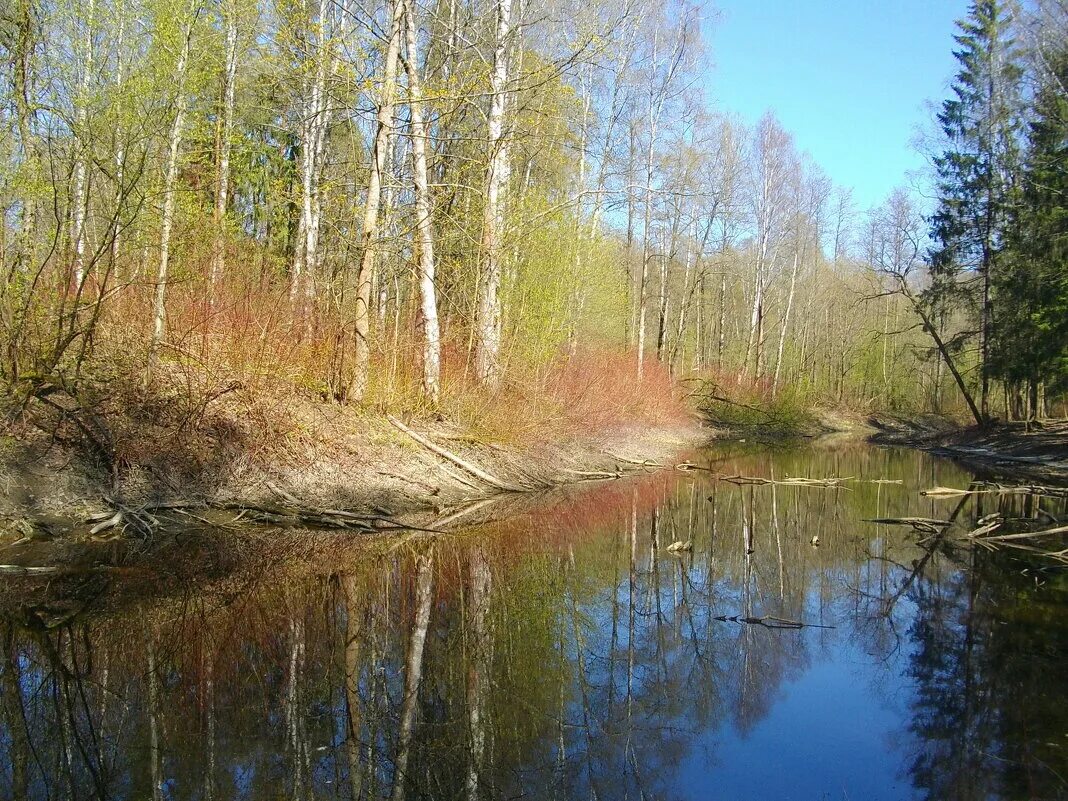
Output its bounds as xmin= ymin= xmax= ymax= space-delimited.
xmin=928 ymin=0 xmax=1024 ymax=421
xmin=992 ymin=45 xmax=1068 ymax=416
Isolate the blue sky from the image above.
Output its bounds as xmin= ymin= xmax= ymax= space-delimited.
xmin=705 ymin=0 xmax=969 ymax=211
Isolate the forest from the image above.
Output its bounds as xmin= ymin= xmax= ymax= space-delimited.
xmin=0 ymin=0 xmax=1066 ymax=475
xmin=5 ymin=2 xmax=1068 ymax=798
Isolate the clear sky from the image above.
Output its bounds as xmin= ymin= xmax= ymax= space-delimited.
xmin=705 ymin=0 xmax=970 ymax=211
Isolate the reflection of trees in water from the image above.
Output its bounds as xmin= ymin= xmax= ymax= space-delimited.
xmin=847 ymin=486 xmax=1068 ymax=801
xmin=899 ymin=546 xmax=1068 ymax=801
xmin=1 ymin=446 xmax=1066 ymax=799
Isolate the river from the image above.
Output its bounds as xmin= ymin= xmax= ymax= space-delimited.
xmin=2 ymin=440 xmax=1067 ymax=800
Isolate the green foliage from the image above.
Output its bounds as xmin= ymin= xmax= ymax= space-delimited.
xmin=991 ymin=44 xmax=1068 ymax=397
xmin=927 ymin=0 xmax=1025 ymax=417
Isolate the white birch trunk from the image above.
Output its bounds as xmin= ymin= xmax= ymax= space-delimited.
xmin=389 ymin=553 xmax=434 ymax=801
xmin=210 ymin=0 xmax=239 ymax=297
xmin=772 ymin=248 xmax=800 ymax=391
xmin=350 ymin=0 xmax=404 ymax=401
xmin=465 ymin=547 xmax=492 ymax=801
xmin=403 ymin=0 xmax=441 ymax=403
xmin=636 ymin=41 xmax=658 ymax=380
xmin=110 ymin=5 xmax=126 ymax=276
xmin=473 ymin=0 xmax=513 ymax=386
xmin=291 ymin=0 xmax=333 ymax=312
xmin=72 ymin=0 xmax=94 ymax=288
xmin=148 ymin=12 xmax=194 ymax=374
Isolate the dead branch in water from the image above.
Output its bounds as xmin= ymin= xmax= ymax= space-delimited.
xmin=222 ymin=502 xmax=443 ymax=534
xmin=85 ymin=497 xmax=160 ymax=539
xmin=0 ymin=564 xmax=65 ymax=576
xmin=387 ymin=415 xmax=526 ymax=492
xmin=675 ymin=461 xmax=713 ymax=472
xmin=602 ymin=451 xmax=665 ymax=468
xmin=951 ymin=514 xmax=1068 ymax=562
xmin=560 ymin=467 xmax=624 ymax=480
xmin=922 ymin=483 xmax=1068 ymax=499
xmin=713 ymin=614 xmax=835 ymax=630
xmin=717 ymin=474 xmax=852 ymax=488
xmin=974 ymin=524 xmax=1068 ymax=542
xmin=866 ymin=517 xmax=953 ymax=535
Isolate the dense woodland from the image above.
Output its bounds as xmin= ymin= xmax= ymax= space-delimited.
xmin=0 ymin=0 xmax=1066 ymax=439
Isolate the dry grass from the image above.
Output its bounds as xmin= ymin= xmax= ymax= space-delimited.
xmin=5 ymin=272 xmax=695 ymax=506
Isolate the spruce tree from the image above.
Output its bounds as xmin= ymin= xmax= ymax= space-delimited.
xmin=992 ymin=45 xmax=1068 ymax=416
xmin=928 ymin=0 xmax=1024 ymax=422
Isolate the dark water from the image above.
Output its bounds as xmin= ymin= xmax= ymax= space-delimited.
xmin=2 ymin=442 xmax=1068 ymax=800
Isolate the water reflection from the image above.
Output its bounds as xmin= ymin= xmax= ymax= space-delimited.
xmin=1 ymin=444 xmax=1067 ymax=800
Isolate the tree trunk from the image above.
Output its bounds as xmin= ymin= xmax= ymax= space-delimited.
xmin=350 ymin=0 xmax=404 ymax=401
xmin=71 ymin=0 xmax=94 ymax=289
xmin=466 ymin=547 xmax=492 ymax=801
xmin=110 ymin=5 xmax=127 ymax=276
xmin=900 ymin=278 xmax=983 ymax=426
xmin=210 ymin=0 xmax=239 ymax=298
xmin=473 ymin=0 xmax=514 ymax=387
xmin=772 ymin=249 xmax=799 ymax=391
xmin=403 ymin=0 xmax=441 ymax=404
xmin=637 ymin=76 xmax=657 ymax=379
xmin=148 ymin=11 xmax=194 ymax=378
xmin=390 ymin=553 xmax=434 ymax=801
xmin=343 ymin=575 xmax=364 ymax=800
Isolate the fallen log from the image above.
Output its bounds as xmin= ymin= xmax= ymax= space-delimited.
xmin=922 ymin=483 xmax=1068 ymax=499
xmin=387 ymin=415 xmax=525 ymax=492
xmin=975 ymin=524 xmax=1068 ymax=542
xmin=0 ymin=564 xmax=65 ymax=576
xmin=712 ymin=614 xmax=835 ymax=630
xmin=602 ymin=451 xmax=665 ymax=468
xmin=866 ymin=517 xmax=953 ymax=535
xmin=719 ymin=474 xmax=851 ymax=488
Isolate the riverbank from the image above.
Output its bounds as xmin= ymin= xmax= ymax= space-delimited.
xmin=0 ymin=362 xmax=705 ymax=545
xmin=868 ymin=417 xmax=1068 ymax=481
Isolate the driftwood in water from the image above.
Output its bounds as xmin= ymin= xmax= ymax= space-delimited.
xmin=718 ymin=474 xmax=851 ymax=488
xmin=561 ymin=467 xmax=625 ymax=481
xmin=713 ymin=614 xmax=835 ymax=630
xmin=603 ymin=451 xmax=665 ymax=468
xmin=387 ymin=415 xmax=526 ymax=492
xmin=866 ymin=517 xmax=953 ymax=535
xmin=965 ymin=519 xmax=1002 ymax=538
xmin=85 ymin=497 xmax=162 ymax=538
xmin=0 ymin=564 xmax=65 ymax=576
xmin=223 ymin=502 xmax=442 ymax=534
xmin=922 ymin=483 xmax=1068 ymax=499
xmin=675 ymin=462 xmax=715 ymax=472
xmin=975 ymin=523 xmax=1068 ymax=542
xmin=950 ymin=513 xmax=1068 ymax=562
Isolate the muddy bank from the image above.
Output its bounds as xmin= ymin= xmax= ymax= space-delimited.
xmin=868 ymin=417 xmax=1068 ymax=481
xmin=0 ymin=409 xmax=705 ymax=551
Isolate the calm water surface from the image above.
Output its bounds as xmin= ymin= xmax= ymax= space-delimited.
xmin=2 ymin=442 xmax=1068 ymax=800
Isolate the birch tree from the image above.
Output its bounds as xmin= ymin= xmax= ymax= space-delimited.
xmin=70 ymin=0 xmax=95 ymax=288
xmin=350 ymin=0 xmax=404 ymax=402
xmin=403 ymin=0 xmax=441 ymax=404
xmin=209 ymin=0 xmax=241 ymax=296
xmin=473 ymin=0 xmax=514 ymax=386
xmin=148 ymin=1 xmax=199 ymax=376
xmin=289 ymin=0 xmax=336 ymax=315
xmin=743 ymin=113 xmax=795 ymax=379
